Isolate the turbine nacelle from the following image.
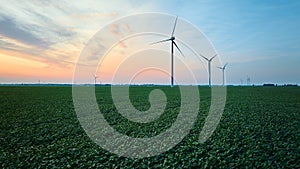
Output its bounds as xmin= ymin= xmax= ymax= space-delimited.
xmin=170 ymin=36 xmax=175 ymax=41
xmin=217 ymin=63 xmax=228 ymax=70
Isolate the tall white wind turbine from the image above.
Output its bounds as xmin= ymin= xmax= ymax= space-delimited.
xmin=217 ymin=63 xmax=228 ymax=86
xmin=151 ymin=16 xmax=184 ymax=87
xmin=200 ymin=54 xmax=217 ymax=87
xmin=93 ymin=74 xmax=98 ymax=85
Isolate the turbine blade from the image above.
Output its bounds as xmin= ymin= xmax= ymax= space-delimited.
xmin=209 ymin=54 xmax=217 ymax=61
xmin=200 ymin=54 xmax=209 ymax=61
xmin=217 ymin=66 xmax=223 ymax=69
xmin=171 ymin=16 xmax=178 ymax=37
xmin=173 ymin=41 xmax=184 ymax=57
xmin=224 ymin=63 xmax=228 ymax=69
xmin=150 ymin=38 xmax=172 ymax=45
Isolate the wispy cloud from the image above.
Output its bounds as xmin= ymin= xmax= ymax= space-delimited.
xmin=0 ymin=16 xmax=50 ymax=47
xmin=0 ymin=0 xmax=154 ymax=69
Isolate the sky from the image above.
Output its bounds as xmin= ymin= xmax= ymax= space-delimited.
xmin=0 ymin=0 xmax=299 ymax=85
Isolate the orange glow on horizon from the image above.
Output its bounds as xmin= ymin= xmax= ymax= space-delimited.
xmin=0 ymin=50 xmax=74 ymax=81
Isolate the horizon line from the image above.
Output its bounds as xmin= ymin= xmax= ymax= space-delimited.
xmin=0 ymin=83 xmax=298 ymax=87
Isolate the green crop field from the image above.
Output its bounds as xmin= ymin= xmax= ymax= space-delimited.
xmin=0 ymin=86 xmax=299 ymax=168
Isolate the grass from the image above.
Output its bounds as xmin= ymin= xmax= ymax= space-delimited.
xmin=0 ymin=86 xmax=299 ymax=168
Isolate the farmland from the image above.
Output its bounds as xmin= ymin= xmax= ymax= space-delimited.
xmin=0 ymin=86 xmax=299 ymax=168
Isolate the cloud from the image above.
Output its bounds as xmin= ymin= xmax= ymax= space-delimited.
xmin=0 ymin=16 xmax=50 ymax=48
xmin=0 ymin=2 xmax=75 ymax=46
xmin=0 ymin=1 xmax=79 ymax=68
xmin=108 ymin=24 xmax=134 ymax=48
xmin=0 ymin=1 xmax=137 ymax=70
xmin=0 ymin=34 xmax=79 ymax=69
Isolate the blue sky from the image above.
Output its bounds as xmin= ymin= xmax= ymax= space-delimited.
xmin=0 ymin=0 xmax=299 ymax=84
xmin=166 ymin=0 xmax=300 ymax=84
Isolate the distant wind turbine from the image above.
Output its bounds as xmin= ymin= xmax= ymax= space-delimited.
xmin=200 ymin=54 xmax=217 ymax=87
xmin=247 ymin=76 xmax=250 ymax=85
xmin=217 ymin=63 xmax=228 ymax=86
xmin=93 ymin=74 xmax=98 ymax=85
xmin=151 ymin=16 xmax=184 ymax=87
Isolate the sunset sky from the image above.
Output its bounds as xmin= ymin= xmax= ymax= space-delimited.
xmin=0 ymin=0 xmax=299 ymax=85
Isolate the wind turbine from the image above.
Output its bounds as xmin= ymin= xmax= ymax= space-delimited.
xmin=247 ymin=76 xmax=250 ymax=85
xmin=93 ymin=74 xmax=98 ymax=85
xmin=217 ymin=63 xmax=228 ymax=86
xmin=200 ymin=54 xmax=217 ymax=87
xmin=151 ymin=16 xmax=184 ymax=87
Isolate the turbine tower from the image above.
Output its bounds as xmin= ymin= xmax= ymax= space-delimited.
xmin=217 ymin=63 xmax=228 ymax=86
xmin=247 ymin=76 xmax=250 ymax=85
xmin=200 ymin=54 xmax=217 ymax=87
xmin=151 ymin=16 xmax=184 ymax=87
xmin=93 ymin=74 xmax=98 ymax=85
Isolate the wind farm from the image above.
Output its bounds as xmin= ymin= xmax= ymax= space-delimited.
xmin=1 ymin=1 xmax=300 ymax=168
